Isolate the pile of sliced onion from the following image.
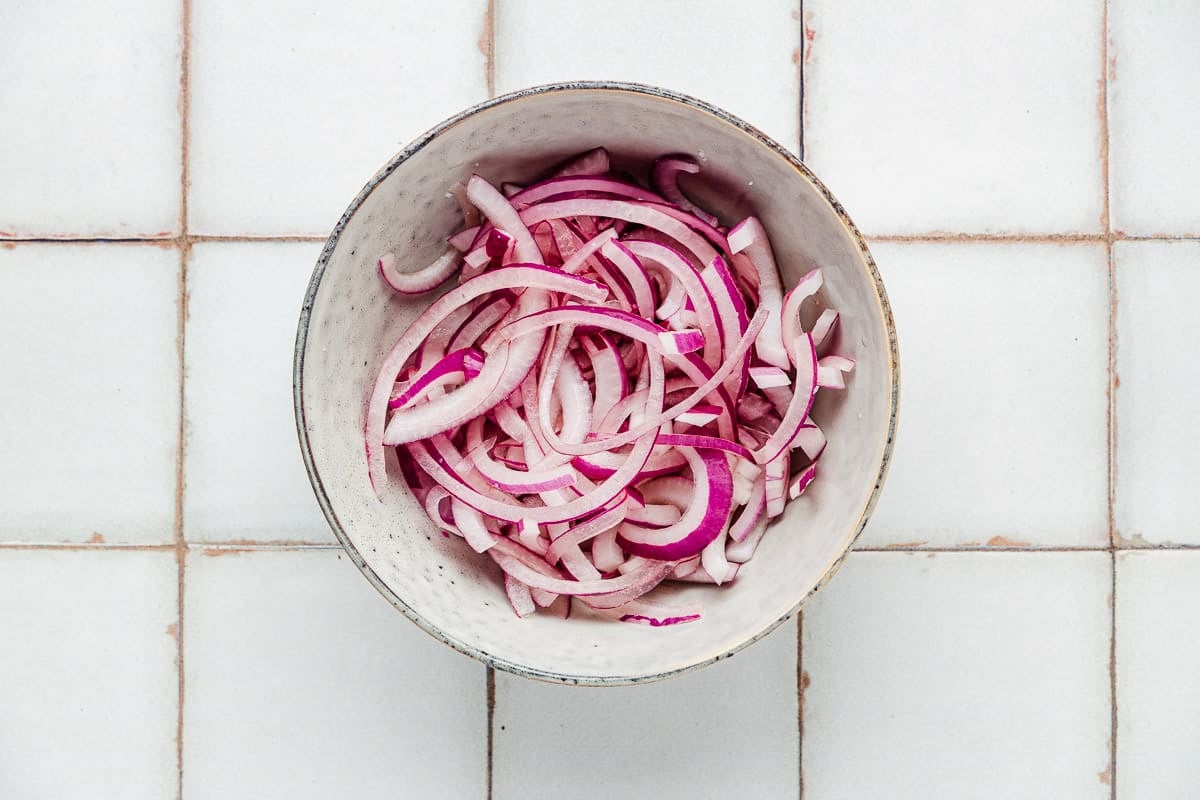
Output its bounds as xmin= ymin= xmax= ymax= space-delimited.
xmin=367 ymin=148 xmax=853 ymax=626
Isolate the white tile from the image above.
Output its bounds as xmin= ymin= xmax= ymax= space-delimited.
xmin=802 ymin=552 xmax=1112 ymax=798
xmin=0 ymin=245 xmax=179 ymax=544
xmin=803 ymin=0 xmax=1103 ymax=235
xmin=495 ymin=0 xmax=802 ymax=150
xmin=0 ymin=550 xmax=178 ymax=798
xmin=0 ymin=0 xmax=181 ymax=237
xmin=188 ymin=0 xmax=489 ymax=236
xmin=1109 ymin=0 xmax=1200 ymax=235
xmin=861 ymin=242 xmax=1109 ymax=548
xmin=1114 ymin=241 xmax=1200 ymax=545
xmin=183 ymin=548 xmax=486 ymax=799
xmin=1115 ymin=551 xmax=1200 ymax=797
xmin=184 ymin=242 xmax=329 ymax=542
xmin=493 ymin=619 xmax=798 ymax=800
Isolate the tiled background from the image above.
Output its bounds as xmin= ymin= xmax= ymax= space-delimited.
xmin=1 ymin=0 xmax=1196 ymax=797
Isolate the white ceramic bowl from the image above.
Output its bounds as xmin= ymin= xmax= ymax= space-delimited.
xmin=294 ymin=82 xmax=898 ymax=685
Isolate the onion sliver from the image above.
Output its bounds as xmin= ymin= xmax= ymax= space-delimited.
xmin=363 ymin=157 xmax=855 ymax=624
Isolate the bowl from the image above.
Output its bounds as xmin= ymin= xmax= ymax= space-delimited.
xmin=294 ymin=81 xmax=898 ymax=685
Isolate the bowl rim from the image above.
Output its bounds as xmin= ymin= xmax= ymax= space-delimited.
xmin=293 ymin=80 xmax=900 ymax=686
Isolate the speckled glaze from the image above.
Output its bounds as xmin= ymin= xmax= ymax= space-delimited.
xmin=294 ymin=82 xmax=899 ymax=685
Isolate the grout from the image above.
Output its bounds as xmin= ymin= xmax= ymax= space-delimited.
xmin=1101 ymin=2 xmax=1118 ymax=795
xmin=6 ymin=540 xmax=1195 ymax=553
xmin=485 ymin=667 xmax=496 ymax=800
xmin=1114 ymin=233 xmax=1200 ymax=241
xmin=0 ymin=542 xmax=178 ymax=552
xmin=175 ymin=1 xmax=193 ymax=795
xmin=854 ymin=545 xmax=1111 ymax=553
xmin=193 ymin=542 xmax=343 ymax=553
xmin=4 ymin=232 xmax=1199 ymax=248
xmin=1109 ymin=550 xmax=1119 ymax=797
xmin=796 ymin=7 xmax=806 ymax=796
xmin=482 ymin=17 xmax=497 ymax=798
xmin=796 ymin=8 xmax=807 ymax=794
xmin=179 ymin=0 xmax=191 ymax=240
xmin=480 ymin=0 xmax=496 ymax=100
xmin=796 ymin=0 xmax=805 ymax=162
xmin=871 ymin=232 xmax=1108 ymax=244
xmin=188 ymin=234 xmax=330 ymax=243
xmin=0 ymin=237 xmax=179 ymax=246
xmin=796 ymin=612 xmax=805 ymax=800
xmin=0 ymin=234 xmax=330 ymax=246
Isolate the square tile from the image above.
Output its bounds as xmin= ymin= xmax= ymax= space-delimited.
xmin=1109 ymin=0 xmax=1200 ymax=235
xmin=184 ymin=242 xmax=329 ymax=542
xmin=182 ymin=548 xmax=487 ymax=799
xmin=802 ymin=551 xmax=1112 ymax=798
xmin=0 ymin=244 xmax=179 ymax=544
xmin=1115 ymin=550 xmax=1200 ymax=797
xmin=0 ymin=550 xmax=178 ymax=798
xmin=188 ymin=0 xmax=489 ymax=236
xmin=860 ymin=242 xmax=1109 ymax=548
xmin=495 ymin=0 xmax=802 ymax=151
xmin=1114 ymin=240 xmax=1200 ymax=545
xmin=803 ymin=0 xmax=1104 ymax=235
xmin=0 ymin=0 xmax=181 ymax=237
xmin=493 ymin=619 xmax=798 ymax=800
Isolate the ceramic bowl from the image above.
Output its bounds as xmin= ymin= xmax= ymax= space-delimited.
xmin=294 ymin=82 xmax=898 ymax=685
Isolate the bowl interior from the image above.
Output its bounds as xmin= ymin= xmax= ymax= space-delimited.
xmin=295 ymin=84 xmax=897 ymax=684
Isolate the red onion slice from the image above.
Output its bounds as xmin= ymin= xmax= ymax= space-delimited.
xmin=651 ymin=155 xmax=719 ymax=226
xmin=379 ymin=250 xmax=460 ymax=295
xmin=363 ymin=149 xmax=856 ymax=623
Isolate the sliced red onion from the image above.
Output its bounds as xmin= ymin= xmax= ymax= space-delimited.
xmin=754 ymin=333 xmax=818 ymax=465
xmin=651 ymin=155 xmax=719 ymax=226
xmin=781 ymin=268 xmax=824 ymax=368
xmin=765 ymin=451 xmax=790 ymax=518
xmin=388 ymin=347 xmax=484 ymax=410
xmin=701 ymin=527 xmax=733 ymax=585
xmin=379 ymin=250 xmax=459 ymax=295
xmin=729 ymin=217 xmax=790 ymax=369
xmin=511 ymin=175 xmax=665 ymax=209
xmin=749 ymin=365 xmax=791 ymax=390
xmin=364 ymin=149 xmax=855 ymax=623
xmin=793 ymin=420 xmax=827 ymax=461
xmin=448 ymin=225 xmax=480 ymax=251
xmin=729 ymin=476 xmax=767 ymax=543
xmin=520 ymin=198 xmax=720 ymax=267
xmin=449 ymin=181 xmax=481 ymax=227
xmin=451 ymin=497 xmax=496 ymax=554
xmin=618 ymin=447 xmax=733 ymax=561
xmin=817 ymin=355 xmax=856 ymax=389
xmin=726 ymin=516 xmax=768 ymax=563
xmin=504 ymin=576 xmax=536 ymax=617
xmin=789 ymin=463 xmax=817 ymax=499
xmin=811 ymin=308 xmax=840 ymax=351
xmin=466 ymin=176 xmax=542 ymax=263
xmin=550 ymin=146 xmax=610 ymax=178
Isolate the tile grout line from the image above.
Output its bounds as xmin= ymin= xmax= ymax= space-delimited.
xmin=872 ymin=232 xmax=1108 ymax=244
xmin=1100 ymin=0 xmax=1119 ymax=795
xmin=481 ymin=0 xmax=496 ymax=100
xmin=796 ymin=612 xmax=805 ymax=800
xmin=482 ymin=4 xmax=496 ymax=796
xmin=1109 ymin=550 xmax=1119 ymax=795
xmin=5 ymin=539 xmax=1197 ymax=553
xmin=175 ymin=0 xmax=193 ymax=797
xmin=796 ymin=0 xmax=805 ymax=162
xmin=4 ymin=231 xmax=1200 ymax=247
xmin=485 ymin=667 xmax=496 ymax=800
xmin=855 ymin=545 xmax=1112 ymax=553
xmin=796 ymin=4 xmax=807 ymax=796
